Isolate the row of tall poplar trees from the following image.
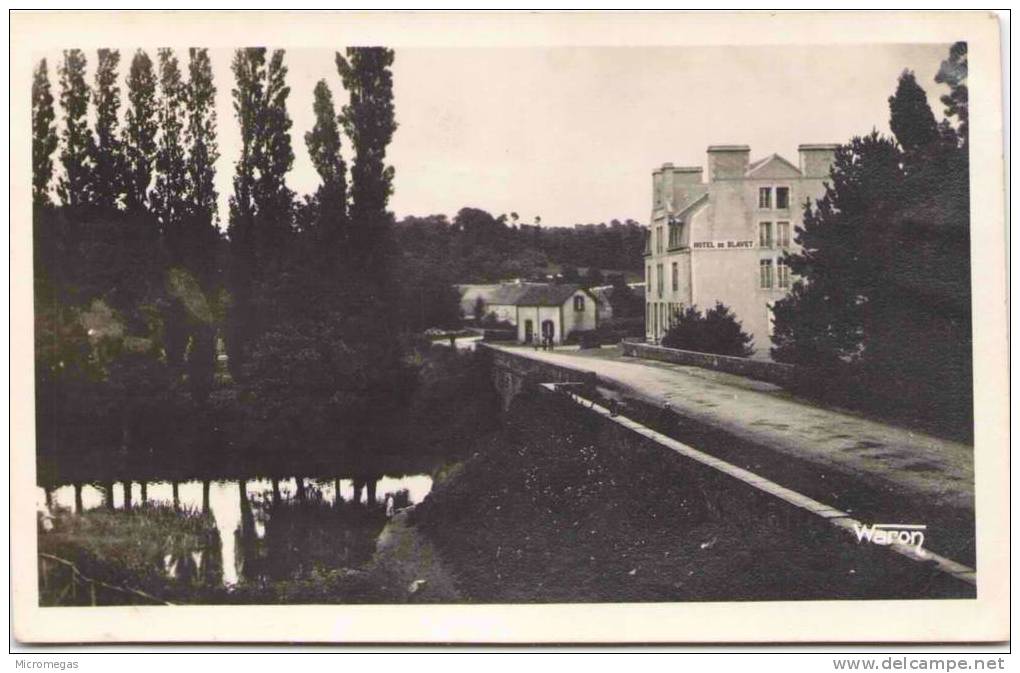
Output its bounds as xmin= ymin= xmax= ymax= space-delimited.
xmin=33 ymin=45 xmax=404 ymax=484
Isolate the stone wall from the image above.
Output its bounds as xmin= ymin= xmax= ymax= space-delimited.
xmin=621 ymin=340 xmax=802 ymax=388
xmin=481 ymin=344 xmax=598 ymax=411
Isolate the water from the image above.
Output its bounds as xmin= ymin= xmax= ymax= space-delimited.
xmin=37 ymin=475 xmax=432 ymax=589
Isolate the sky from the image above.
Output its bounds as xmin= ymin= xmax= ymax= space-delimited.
xmin=40 ymin=43 xmax=953 ymax=228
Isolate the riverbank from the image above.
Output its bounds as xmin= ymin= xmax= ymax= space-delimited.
xmin=411 ymin=391 xmax=974 ymax=602
xmin=36 ymin=477 xmax=438 ymax=605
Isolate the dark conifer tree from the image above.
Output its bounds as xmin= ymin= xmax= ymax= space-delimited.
xmin=770 ymin=132 xmax=902 ymax=367
xmin=888 ymin=70 xmax=939 ymax=159
xmin=32 ymin=59 xmax=58 ymax=207
xmin=57 ymin=49 xmax=96 ymax=213
xmin=935 ymin=41 xmax=968 ymax=144
xmin=92 ymin=49 xmax=127 ymax=213
xmin=773 ymin=51 xmax=972 ymax=436
xmin=123 ymin=50 xmax=159 ymax=213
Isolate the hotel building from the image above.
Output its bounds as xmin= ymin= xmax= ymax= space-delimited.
xmin=644 ymin=144 xmax=837 ymax=355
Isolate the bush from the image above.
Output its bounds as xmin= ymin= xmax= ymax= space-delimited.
xmin=600 ymin=316 xmax=645 ymax=340
xmin=566 ymin=329 xmax=605 ymax=349
xmin=661 ymin=302 xmax=754 ymax=358
xmin=479 ymin=313 xmax=514 ymax=330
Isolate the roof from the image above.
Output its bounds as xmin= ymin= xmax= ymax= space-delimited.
xmin=457 ymin=284 xmax=505 ymax=314
xmin=745 ymin=153 xmax=803 ymax=177
xmin=707 ymin=144 xmax=751 ymax=152
xmin=674 ymin=192 xmax=709 ymax=218
xmin=489 ymin=283 xmax=590 ymax=307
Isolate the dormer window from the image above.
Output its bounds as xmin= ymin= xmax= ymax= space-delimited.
xmin=573 ymin=295 xmax=585 ymax=311
xmin=668 ymin=216 xmax=683 ymax=248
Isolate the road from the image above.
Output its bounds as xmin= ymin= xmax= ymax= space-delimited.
xmin=489 ymin=344 xmax=974 ymax=516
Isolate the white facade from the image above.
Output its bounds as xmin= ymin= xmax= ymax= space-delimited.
xmin=644 ymin=144 xmax=836 ymax=357
xmin=514 ymin=289 xmax=597 ymax=345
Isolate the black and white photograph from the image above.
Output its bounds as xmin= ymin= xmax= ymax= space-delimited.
xmin=9 ymin=10 xmax=1009 ymax=646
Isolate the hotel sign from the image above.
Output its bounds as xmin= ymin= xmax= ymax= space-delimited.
xmin=692 ymin=240 xmax=756 ymax=250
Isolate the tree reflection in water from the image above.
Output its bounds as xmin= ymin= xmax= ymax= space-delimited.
xmin=239 ymin=480 xmax=388 ymax=583
xmin=36 ymin=474 xmax=431 ymax=599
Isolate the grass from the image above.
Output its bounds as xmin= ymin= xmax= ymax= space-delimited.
xmin=38 ymin=493 xmax=399 ymax=605
xmin=412 ymin=391 xmax=975 ymax=602
xmin=39 ymin=502 xmax=221 ymax=602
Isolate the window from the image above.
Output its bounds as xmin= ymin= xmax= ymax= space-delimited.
xmin=574 ymin=295 xmax=585 ymax=311
xmin=668 ymin=217 xmax=682 ymax=248
xmin=656 ymin=264 xmax=664 ymax=298
xmin=671 ymin=262 xmax=678 ymax=292
xmin=766 ymin=303 xmax=775 ymax=337
xmin=777 ymin=258 xmax=791 ymax=289
xmin=759 ymin=221 xmax=773 ymax=248
xmin=776 ymin=187 xmax=790 ymax=209
xmin=759 ymin=259 xmax=773 ymax=289
xmin=777 ymin=221 xmax=790 ymax=248
xmin=758 ymin=187 xmax=772 ymax=209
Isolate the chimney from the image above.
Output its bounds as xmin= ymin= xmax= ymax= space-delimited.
xmin=652 ymin=165 xmax=665 ymax=208
xmin=656 ymin=163 xmax=705 ymax=211
xmin=798 ymin=144 xmax=838 ymax=178
xmin=670 ymin=165 xmax=703 ymax=184
xmin=706 ymin=145 xmax=750 ymax=181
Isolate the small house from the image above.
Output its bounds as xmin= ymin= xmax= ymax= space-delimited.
xmin=461 ymin=282 xmax=599 ymax=344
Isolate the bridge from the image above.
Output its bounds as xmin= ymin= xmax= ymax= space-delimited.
xmin=481 ymin=342 xmax=976 ymax=589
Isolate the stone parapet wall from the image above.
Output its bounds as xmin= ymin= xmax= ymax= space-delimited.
xmin=621 ymin=340 xmax=801 ymax=388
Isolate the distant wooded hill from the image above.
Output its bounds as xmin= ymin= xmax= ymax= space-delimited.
xmin=395 ymin=208 xmax=647 ymax=285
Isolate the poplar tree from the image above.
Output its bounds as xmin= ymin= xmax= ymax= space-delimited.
xmin=57 ymin=49 xmax=96 ymax=213
xmin=123 ymin=50 xmax=158 ymax=213
xmin=153 ymin=49 xmax=189 ymax=247
xmin=304 ymin=79 xmax=347 ymax=238
xmin=225 ymin=47 xmax=266 ymax=378
xmin=32 ymin=59 xmax=58 ymax=207
xmin=185 ymin=49 xmax=219 ymax=224
xmin=184 ymin=47 xmax=220 ymax=403
xmin=335 ymin=47 xmax=397 ymax=271
xmin=154 ymin=49 xmax=190 ymax=368
xmin=253 ymin=49 xmax=295 ymax=272
xmin=92 ymin=49 xmax=127 ymax=212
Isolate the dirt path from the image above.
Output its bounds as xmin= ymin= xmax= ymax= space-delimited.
xmin=489 ymin=344 xmax=974 ymax=514
xmin=371 ymin=508 xmax=462 ymax=602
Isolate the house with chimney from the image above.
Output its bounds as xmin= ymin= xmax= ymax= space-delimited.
xmin=643 ymin=144 xmax=837 ymax=356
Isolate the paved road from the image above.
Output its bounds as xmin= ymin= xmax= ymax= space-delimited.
xmin=490 ymin=344 xmax=974 ymax=515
